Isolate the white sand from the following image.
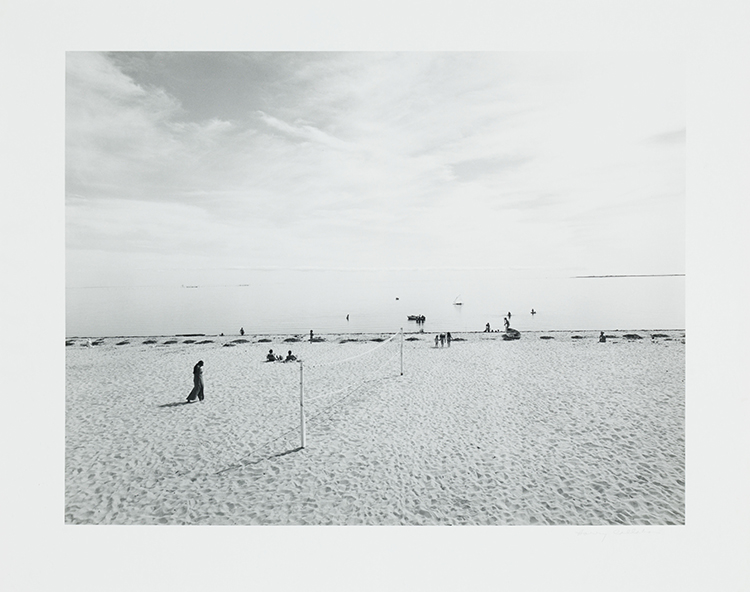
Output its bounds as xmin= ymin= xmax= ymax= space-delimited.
xmin=65 ymin=330 xmax=684 ymax=525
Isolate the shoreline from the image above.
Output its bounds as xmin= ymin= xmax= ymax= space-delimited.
xmin=65 ymin=328 xmax=686 ymax=341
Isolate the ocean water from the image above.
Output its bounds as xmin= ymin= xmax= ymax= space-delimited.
xmin=66 ymin=269 xmax=685 ymax=338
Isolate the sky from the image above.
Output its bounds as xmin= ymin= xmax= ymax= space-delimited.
xmin=66 ymin=52 xmax=685 ymax=291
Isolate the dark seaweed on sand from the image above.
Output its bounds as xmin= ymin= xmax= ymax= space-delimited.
xmin=284 ymin=338 xmax=300 ymax=342
xmin=571 ymin=335 xmax=584 ymax=339
xmin=116 ymin=341 xmax=130 ymax=346
xmin=143 ymin=339 xmax=158 ymax=344
xmin=163 ymin=339 xmax=178 ymax=344
xmin=405 ymin=337 xmax=420 ymax=341
xmin=540 ymin=336 xmax=554 ymax=340
xmin=183 ymin=339 xmax=196 ymax=344
xmin=197 ymin=340 xmax=214 ymax=344
xmin=339 ymin=338 xmax=359 ymax=343
xmin=223 ymin=343 xmax=237 ymax=347
xmin=623 ymin=334 xmax=643 ymax=339
xmin=231 ymin=339 xmax=249 ymax=344
xmin=257 ymin=338 xmax=272 ymax=343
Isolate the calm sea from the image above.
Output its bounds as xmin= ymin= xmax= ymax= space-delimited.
xmin=66 ymin=269 xmax=685 ymax=338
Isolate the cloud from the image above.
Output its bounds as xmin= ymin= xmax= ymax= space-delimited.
xmin=256 ymin=110 xmax=353 ymax=151
xmin=66 ymin=52 xmax=685 ymax=277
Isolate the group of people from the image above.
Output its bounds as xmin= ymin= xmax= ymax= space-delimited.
xmin=266 ymin=349 xmax=297 ymax=363
xmin=434 ymin=332 xmax=452 ymax=347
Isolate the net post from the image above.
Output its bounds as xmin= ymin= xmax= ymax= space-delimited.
xmin=299 ymin=361 xmax=306 ymax=449
xmin=400 ymin=327 xmax=404 ymax=376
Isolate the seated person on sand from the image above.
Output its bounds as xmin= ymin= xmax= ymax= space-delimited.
xmin=599 ymin=331 xmax=606 ymax=343
xmin=285 ymin=350 xmax=297 ymax=362
xmin=266 ymin=349 xmax=277 ymax=362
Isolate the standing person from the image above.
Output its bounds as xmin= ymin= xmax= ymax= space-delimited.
xmin=186 ymin=361 xmax=204 ymax=402
xmin=310 ymin=329 xmax=314 ymax=342
xmin=485 ymin=322 xmax=491 ymax=333
xmin=504 ymin=317 xmax=510 ymax=330
xmin=240 ymin=327 xmax=244 ymax=336
xmin=434 ymin=334 xmax=439 ymax=347
xmin=439 ymin=333 xmax=445 ymax=347
xmin=507 ymin=311 xmax=512 ymax=319
xmin=446 ymin=332 xmax=452 ymax=347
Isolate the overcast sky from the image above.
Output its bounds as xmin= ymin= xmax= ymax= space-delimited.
xmin=66 ymin=52 xmax=684 ymax=287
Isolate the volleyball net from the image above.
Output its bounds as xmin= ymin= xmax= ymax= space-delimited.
xmin=216 ymin=330 xmax=403 ymax=474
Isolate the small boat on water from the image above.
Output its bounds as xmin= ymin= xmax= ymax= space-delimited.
xmin=453 ymin=295 xmax=463 ymax=306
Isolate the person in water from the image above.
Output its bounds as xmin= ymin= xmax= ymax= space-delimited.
xmin=186 ymin=360 xmax=204 ymax=402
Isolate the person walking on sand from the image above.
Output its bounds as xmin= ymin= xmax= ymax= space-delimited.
xmin=186 ymin=360 xmax=204 ymax=402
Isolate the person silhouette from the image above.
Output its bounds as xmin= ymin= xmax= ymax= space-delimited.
xmin=186 ymin=361 xmax=204 ymax=402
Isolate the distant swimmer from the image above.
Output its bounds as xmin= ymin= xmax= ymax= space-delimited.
xmin=346 ymin=314 xmax=349 ymax=321
xmin=531 ymin=309 xmax=536 ymax=315
xmin=507 ymin=311 xmax=512 ymax=319
xmin=240 ymin=327 xmax=244 ymax=336
xmin=599 ymin=331 xmax=606 ymax=343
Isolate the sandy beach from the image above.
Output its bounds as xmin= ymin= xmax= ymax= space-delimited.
xmin=65 ymin=330 xmax=684 ymax=525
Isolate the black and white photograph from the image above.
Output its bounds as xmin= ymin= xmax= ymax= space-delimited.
xmin=65 ymin=51 xmax=686 ymax=526
xmin=3 ymin=2 xmax=749 ymax=591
